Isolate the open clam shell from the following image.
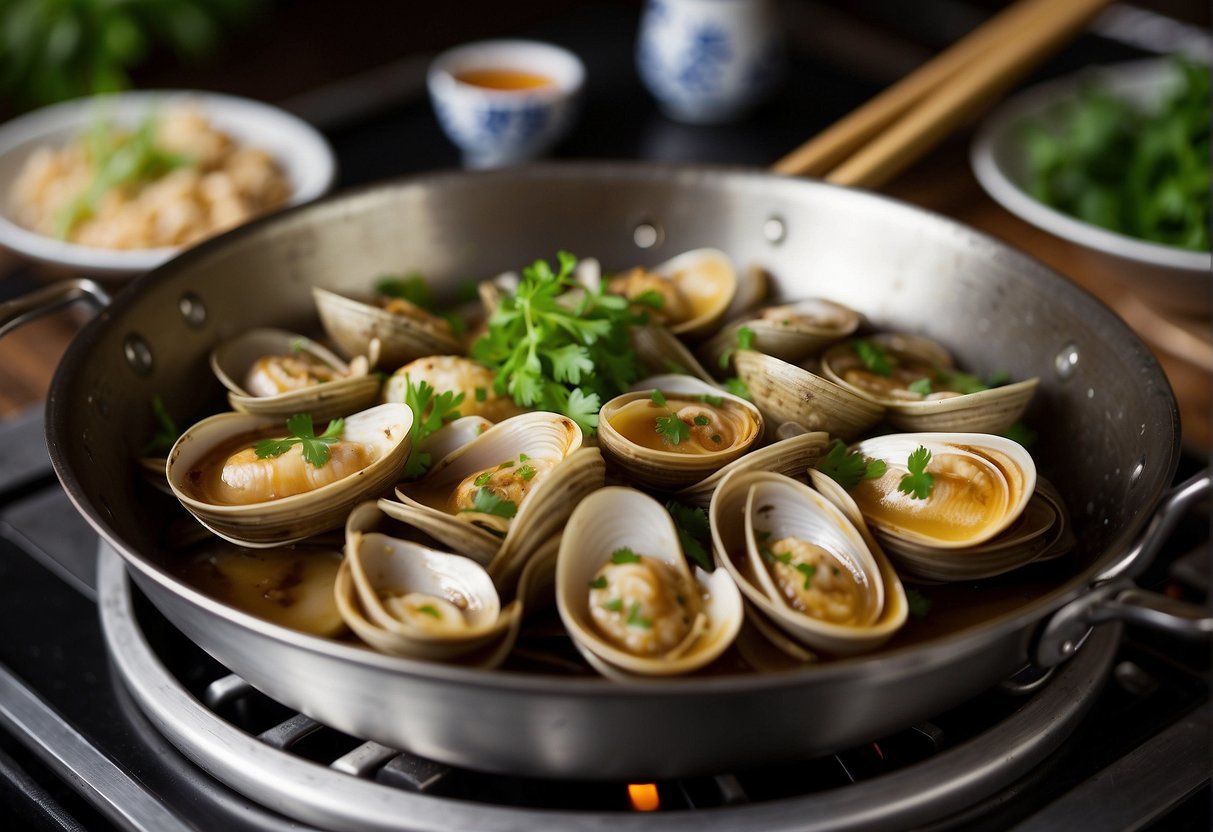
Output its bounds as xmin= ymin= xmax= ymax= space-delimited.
xmin=599 ymin=375 xmax=762 ymax=490
xmin=701 ymin=297 xmax=861 ymax=370
xmin=210 ymin=328 xmax=382 ymax=422
xmin=166 ymin=403 xmax=413 ymax=548
xmin=556 ymin=487 xmax=742 ymax=677
xmin=711 ymin=470 xmax=907 ymax=656
xmin=313 ymin=286 xmax=464 ymax=368
xmin=335 ymin=502 xmax=520 ymax=665
xmin=820 ymin=334 xmax=1038 ymax=434
xmin=673 ymin=430 xmax=832 ymax=509
xmin=631 ymin=323 xmax=717 ymax=383
xmin=381 ymin=413 xmax=602 ymax=584
xmin=848 ymin=433 xmax=1037 ymax=555
xmin=734 ymin=349 xmax=885 ymax=441
xmin=607 ymin=248 xmax=737 ymax=338
xmin=381 ymin=355 xmax=525 ymax=423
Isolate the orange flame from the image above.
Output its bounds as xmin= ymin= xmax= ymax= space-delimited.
xmin=628 ymin=783 xmax=660 ymax=812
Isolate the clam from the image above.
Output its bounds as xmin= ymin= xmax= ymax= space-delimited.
xmin=381 ymin=355 xmax=524 ymax=422
xmin=710 ymin=470 xmax=906 ymax=656
xmin=606 ymin=248 xmax=737 ymax=338
xmin=673 ymin=430 xmax=832 ymax=509
xmin=630 ymin=323 xmax=717 ymax=383
xmin=381 ymin=411 xmax=604 ymax=590
xmin=313 ymin=286 xmax=464 ymax=369
xmin=210 ymin=328 xmax=381 ymax=422
xmin=598 ymin=375 xmax=763 ymax=490
xmin=701 ymin=298 xmax=861 ymax=370
xmin=556 ymin=487 xmax=743 ymax=678
xmin=335 ymin=502 xmax=521 ymax=667
xmin=166 ymin=403 xmax=413 ymax=548
xmin=820 ymin=334 xmax=1038 ymax=434
xmin=847 ymin=433 xmax=1037 ymax=553
xmin=734 ymin=349 xmax=885 ymax=441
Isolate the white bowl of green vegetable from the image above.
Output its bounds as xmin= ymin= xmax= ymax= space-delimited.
xmin=971 ymin=57 xmax=1210 ymax=316
xmin=0 ymin=90 xmax=336 ymax=278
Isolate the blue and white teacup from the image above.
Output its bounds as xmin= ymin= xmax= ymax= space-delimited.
xmin=637 ymin=0 xmax=784 ymax=124
xmin=428 ymin=40 xmax=585 ymax=169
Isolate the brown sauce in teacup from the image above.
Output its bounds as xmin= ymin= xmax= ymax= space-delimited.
xmin=455 ymin=68 xmax=554 ymax=90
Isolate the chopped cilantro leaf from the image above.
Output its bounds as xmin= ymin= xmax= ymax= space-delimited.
xmin=460 ymin=487 xmax=518 ymax=518
xmin=723 ymin=377 xmax=751 ymax=400
xmin=719 ymin=325 xmax=757 ymax=369
xmin=589 ymin=576 xmax=608 ymax=589
xmin=475 ymin=386 xmax=487 ymax=402
xmin=710 ymin=434 xmax=722 ymax=444
xmin=656 ymin=412 xmax=691 ymax=445
xmin=816 ymin=439 xmax=887 ymax=490
xmin=693 ymin=415 xmax=710 ymax=426
xmin=650 ymin=389 xmax=668 ymax=408
xmin=474 ymin=471 xmax=494 ymax=487
xmin=1003 ymin=421 xmax=1038 ymax=449
xmin=141 ymin=394 xmax=179 ymax=457
xmin=518 ymin=463 xmax=536 ymax=481
xmin=795 ymin=563 xmax=817 ymax=589
xmin=626 ymin=601 xmax=653 ymax=629
xmin=665 ymin=500 xmax=713 ymax=572
xmin=610 ymin=547 xmax=641 ymax=564
xmin=253 ymin=414 xmax=344 ymax=467
xmin=602 ymin=598 xmax=624 ymax=612
xmin=761 ymin=547 xmax=793 ymax=565
xmin=699 ymin=393 xmax=724 ymax=407
xmin=908 ymin=377 xmax=933 ymax=396
xmin=633 ymin=289 xmax=665 ymax=310
xmin=851 ymin=339 xmax=893 ymax=376
xmin=417 ymin=605 xmax=441 ymax=618
xmin=375 ymin=273 xmax=434 ymax=310
xmin=897 ymin=445 xmax=935 ymax=500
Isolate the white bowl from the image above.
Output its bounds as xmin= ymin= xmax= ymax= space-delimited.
xmin=971 ymin=59 xmax=1210 ymax=316
xmin=427 ymin=39 xmax=584 ymax=169
xmin=0 ymin=90 xmax=337 ymax=278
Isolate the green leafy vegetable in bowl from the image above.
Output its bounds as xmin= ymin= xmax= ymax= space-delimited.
xmin=1020 ymin=57 xmax=1209 ymax=251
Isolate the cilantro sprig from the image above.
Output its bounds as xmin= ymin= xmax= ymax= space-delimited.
xmin=898 ymin=445 xmax=935 ymax=500
xmin=816 ymin=439 xmax=887 ymax=490
xmin=254 ymin=414 xmax=345 ymax=468
xmin=666 ymin=500 xmax=713 ymax=571
xmin=401 ymin=375 xmax=465 ymax=479
xmin=718 ymin=325 xmax=755 ymax=369
xmin=460 ymin=487 xmax=518 ymax=518
xmin=471 ymin=252 xmax=647 ymax=434
xmin=651 ymin=389 xmax=691 ymax=446
xmin=851 ymin=339 xmax=893 ymax=376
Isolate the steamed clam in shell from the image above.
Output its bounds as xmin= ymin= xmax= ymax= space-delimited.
xmin=381 ymin=355 xmax=524 ymax=422
xmin=821 ymin=334 xmax=1038 ymax=434
xmin=701 ymin=297 xmax=861 ymax=369
xmin=382 ymin=412 xmax=604 ymax=594
xmin=556 ymin=487 xmax=742 ymax=678
xmin=606 ymin=248 xmax=737 ymax=338
xmin=710 ymin=471 xmax=906 ymax=656
xmin=335 ymin=502 xmax=521 ymax=667
xmin=313 ymin=285 xmax=464 ymax=369
xmin=734 ymin=349 xmax=884 ymax=441
xmin=166 ymin=403 xmax=413 ymax=547
xmin=597 ymin=375 xmax=762 ymax=490
xmin=210 ymin=328 xmax=381 ymax=422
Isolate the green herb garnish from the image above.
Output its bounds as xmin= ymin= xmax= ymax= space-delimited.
xmin=375 ymin=273 xmax=433 ymax=309
xmin=897 ymin=445 xmax=935 ymax=500
xmin=471 ymin=251 xmax=646 ymax=434
xmin=816 ymin=439 xmax=887 ymax=490
xmin=651 ymin=389 xmax=691 ymax=446
xmin=795 ymin=563 xmax=817 ymax=589
xmin=141 ymin=394 xmax=179 ymax=457
xmin=632 ymin=289 xmax=665 ymax=310
xmin=626 ymin=601 xmax=653 ymax=629
xmin=253 ymin=413 xmax=344 ymax=468
xmin=401 ymin=375 xmax=465 ymax=479
xmin=518 ymin=463 xmax=537 ymax=481
xmin=908 ymin=377 xmax=933 ymax=396
xmin=474 ymin=471 xmax=494 ymax=487
xmin=851 ymin=339 xmax=893 ymax=376
xmin=461 ymin=487 xmax=518 ymax=518
xmin=761 ymin=547 xmax=793 ymax=565
xmin=906 ymin=588 xmax=932 ymax=618
xmin=589 ymin=576 xmax=608 ymax=589
xmin=693 ymin=415 xmax=710 ymax=426
xmin=723 ymin=377 xmax=751 ymax=400
xmin=417 ymin=605 xmax=441 ymax=618
xmin=699 ymin=393 xmax=724 ymax=407
xmin=718 ymin=325 xmax=756 ymax=369
xmin=665 ymin=500 xmax=713 ymax=572
xmin=1003 ymin=421 xmax=1038 ymax=449
xmin=602 ymin=598 xmax=624 ymax=612
xmin=610 ymin=547 xmax=641 ymax=564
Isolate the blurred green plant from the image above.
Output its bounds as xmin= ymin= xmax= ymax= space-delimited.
xmin=1020 ymin=57 xmax=1210 ymax=252
xmin=1 ymin=0 xmax=265 ymax=112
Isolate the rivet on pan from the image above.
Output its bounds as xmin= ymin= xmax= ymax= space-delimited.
xmin=179 ymin=292 xmax=208 ymax=327
xmin=1061 ymin=640 xmax=1075 ymax=655
xmin=763 ymin=215 xmax=786 ymax=244
xmin=124 ymin=334 xmax=154 ymax=376
xmin=1129 ymin=459 xmax=1145 ymax=487
xmin=1053 ymin=343 xmax=1079 ymax=380
xmin=633 ymin=221 xmax=662 ymax=250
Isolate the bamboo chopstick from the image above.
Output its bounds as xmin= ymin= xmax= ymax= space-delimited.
xmin=772 ymin=0 xmax=1114 ymax=189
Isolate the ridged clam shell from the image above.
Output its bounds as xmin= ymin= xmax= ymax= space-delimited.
xmin=673 ymin=430 xmax=831 ymax=509
xmin=381 ymin=356 xmax=525 ymax=423
xmin=313 ymin=286 xmax=464 ymax=368
xmin=210 ymin=328 xmax=381 ymax=422
xmin=166 ymin=403 xmax=413 ymax=548
xmin=711 ymin=471 xmax=907 ymax=656
xmin=599 ymin=375 xmax=762 ymax=490
xmin=701 ymin=298 xmax=861 ymax=370
xmin=631 ymin=324 xmax=717 ymax=383
xmin=611 ymin=248 xmax=737 ymax=338
xmin=848 ymin=433 xmax=1037 ymax=552
xmin=335 ymin=502 xmax=519 ymax=663
xmin=820 ymin=334 xmax=1037 ymax=434
xmin=556 ymin=487 xmax=742 ymax=677
xmin=734 ymin=349 xmax=884 ymax=441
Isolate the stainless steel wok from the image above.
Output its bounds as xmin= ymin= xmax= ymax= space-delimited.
xmin=5 ymin=163 xmax=1209 ymax=780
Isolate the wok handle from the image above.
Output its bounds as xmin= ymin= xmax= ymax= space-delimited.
xmin=1034 ymin=469 xmax=1211 ymax=667
xmin=0 ymin=278 xmax=111 ymax=339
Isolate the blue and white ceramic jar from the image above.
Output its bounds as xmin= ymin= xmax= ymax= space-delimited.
xmin=636 ymin=0 xmax=784 ymax=124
